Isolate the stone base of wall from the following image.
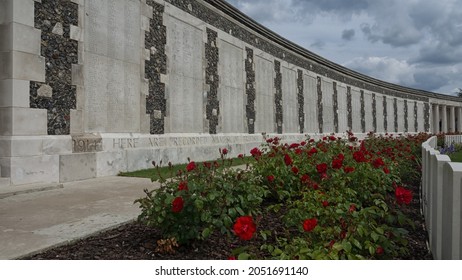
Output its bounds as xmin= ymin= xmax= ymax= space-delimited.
xmin=0 ymin=132 xmax=380 ymax=186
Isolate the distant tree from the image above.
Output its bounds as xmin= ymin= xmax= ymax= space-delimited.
xmin=457 ymin=88 xmax=462 ymax=98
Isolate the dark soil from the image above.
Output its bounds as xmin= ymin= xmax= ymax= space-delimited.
xmin=24 ymin=181 xmax=432 ymax=260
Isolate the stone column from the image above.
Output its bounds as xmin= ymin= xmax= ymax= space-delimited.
xmin=442 ymin=105 xmax=448 ymax=133
xmin=457 ymin=107 xmax=462 ymax=133
xmin=449 ymin=106 xmax=455 ymax=132
xmin=433 ymin=104 xmax=440 ymax=133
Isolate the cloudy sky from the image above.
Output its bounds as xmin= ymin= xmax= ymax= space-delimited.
xmin=225 ymin=0 xmax=462 ymax=95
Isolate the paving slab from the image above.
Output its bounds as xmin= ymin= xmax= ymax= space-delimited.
xmin=0 ymin=176 xmax=157 ymax=259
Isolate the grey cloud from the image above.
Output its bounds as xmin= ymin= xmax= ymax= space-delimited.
xmin=342 ymin=29 xmax=355 ymax=41
xmin=310 ymin=41 xmax=326 ymax=49
xmin=413 ymin=71 xmax=450 ymax=92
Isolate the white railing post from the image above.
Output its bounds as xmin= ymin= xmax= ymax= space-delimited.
xmin=430 ymin=154 xmax=449 ymax=260
xmin=441 ymin=162 xmax=462 ymax=259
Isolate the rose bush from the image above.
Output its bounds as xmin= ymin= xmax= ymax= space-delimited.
xmin=136 ymin=132 xmax=429 ymax=259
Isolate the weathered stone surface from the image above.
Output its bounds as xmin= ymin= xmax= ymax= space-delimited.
xmin=219 ymin=40 xmax=245 ymax=133
xmin=254 ymin=55 xmax=274 ymax=133
xmin=282 ymin=65 xmax=297 ymax=133
xmin=303 ymin=73 xmax=318 ymax=133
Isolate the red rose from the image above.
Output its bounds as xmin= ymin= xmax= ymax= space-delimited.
xmin=300 ymin=141 xmax=306 ymax=146
xmin=238 ymin=154 xmax=244 ymax=158
xmin=322 ymin=136 xmax=327 ymax=141
xmin=301 ymin=174 xmax=310 ymax=183
xmin=228 ymin=256 xmax=237 ymax=260
xmin=284 ymin=154 xmax=293 ymax=166
xmin=233 ymin=216 xmax=256 ymax=241
xmin=340 ymin=231 xmax=347 ymax=239
xmin=222 ymin=148 xmax=228 ymax=155
xmin=267 ymin=175 xmax=275 ymax=182
xmin=353 ymin=151 xmax=366 ymax=163
xmin=303 ymin=218 xmax=318 ymax=232
xmin=372 ymin=158 xmax=385 ymax=168
xmin=289 ymin=143 xmax=300 ymax=149
xmin=383 ymin=167 xmax=390 ymax=174
xmin=376 ymin=246 xmax=384 ymax=255
xmin=316 ymin=163 xmax=328 ymax=174
xmin=266 ymin=138 xmax=274 ymax=143
xmin=308 ymin=147 xmax=318 ymax=156
xmin=322 ymin=201 xmax=329 ymax=207
xmin=312 ymin=183 xmax=319 ymax=190
xmin=395 ymin=187 xmax=413 ymax=205
xmin=203 ymin=162 xmax=212 ymax=169
xmin=343 ymin=166 xmax=355 ymax=173
xmin=172 ymin=197 xmax=184 ymax=213
xmin=332 ymin=158 xmax=343 ymax=169
xmin=186 ymin=161 xmax=196 ymax=172
xmin=337 ymin=153 xmax=345 ymax=161
xmin=178 ymin=181 xmax=188 ymax=191
xmin=295 ymin=148 xmax=302 ymax=155
xmin=309 ymin=139 xmax=315 ymax=143
xmin=329 ymin=135 xmax=336 ymax=141
xmin=349 ymin=204 xmax=356 ymax=213
xmin=291 ymin=166 xmax=299 ymax=174
xmin=250 ymin=147 xmax=262 ymax=158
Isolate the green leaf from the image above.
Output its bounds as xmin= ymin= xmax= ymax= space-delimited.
xmin=236 ymin=207 xmax=245 ymax=216
xmin=228 ymin=208 xmax=236 ymax=217
xmin=351 ymin=238 xmax=362 ymax=249
xmin=194 ymin=199 xmax=204 ymax=210
xmin=369 ymin=245 xmax=375 ymax=256
xmin=342 ymin=241 xmax=352 ymax=253
xmin=202 ymin=228 xmax=211 ymax=239
xmin=238 ymin=252 xmax=250 ymax=260
xmin=376 ymin=227 xmax=384 ymax=235
xmin=371 ymin=232 xmax=379 ymax=242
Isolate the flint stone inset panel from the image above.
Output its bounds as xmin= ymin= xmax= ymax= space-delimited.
xmin=254 ymin=55 xmax=275 ymax=133
xmin=165 ymin=15 xmax=204 ymax=133
xmin=282 ymin=66 xmax=298 ymax=133
xmin=303 ymin=74 xmax=318 ymax=133
xmin=218 ymin=40 xmax=245 ymax=133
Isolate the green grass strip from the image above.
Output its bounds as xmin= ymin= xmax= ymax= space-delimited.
xmin=118 ymin=156 xmax=254 ymax=180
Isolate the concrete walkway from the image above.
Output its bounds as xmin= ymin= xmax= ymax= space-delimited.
xmin=0 ymin=176 xmax=157 ymax=259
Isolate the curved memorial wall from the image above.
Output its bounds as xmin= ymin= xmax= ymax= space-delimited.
xmin=1 ymin=0 xmax=461 ymax=185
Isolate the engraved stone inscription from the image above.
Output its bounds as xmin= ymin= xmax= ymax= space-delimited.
xmin=219 ymin=41 xmax=245 ymax=133
xmin=303 ymin=74 xmax=318 ymax=133
xmin=255 ymin=55 xmax=275 ymax=133
xmin=72 ymin=135 xmax=102 ymax=153
xmin=166 ymin=16 xmax=204 ymax=133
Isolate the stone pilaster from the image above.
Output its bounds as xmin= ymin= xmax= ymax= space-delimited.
xmin=383 ymin=95 xmax=388 ymax=132
xmin=245 ymin=47 xmax=255 ymax=134
xmin=360 ymin=90 xmax=365 ymax=133
xmin=205 ymin=28 xmax=219 ymax=134
xmin=372 ymin=93 xmax=377 ymax=133
xmin=346 ymin=86 xmax=352 ymax=131
xmin=274 ymin=60 xmax=283 ymax=134
xmin=333 ymin=82 xmax=339 ymax=133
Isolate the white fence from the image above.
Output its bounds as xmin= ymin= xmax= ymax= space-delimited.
xmin=422 ymin=136 xmax=462 ymax=259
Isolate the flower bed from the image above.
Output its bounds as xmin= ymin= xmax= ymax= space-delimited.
xmin=136 ymin=132 xmax=430 ymax=260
